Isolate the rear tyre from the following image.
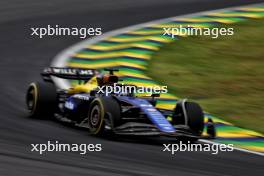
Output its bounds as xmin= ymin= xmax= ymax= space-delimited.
xmin=87 ymin=97 xmax=121 ymax=136
xmin=26 ymin=81 xmax=57 ymax=118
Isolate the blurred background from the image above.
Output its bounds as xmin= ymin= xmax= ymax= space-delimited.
xmin=0 ymin=0 xmax=263 ymax=176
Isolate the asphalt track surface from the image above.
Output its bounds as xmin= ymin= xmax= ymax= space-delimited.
xmin=1 ymin=0 xmax=264 ymax=175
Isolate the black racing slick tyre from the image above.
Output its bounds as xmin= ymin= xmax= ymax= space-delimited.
xmin=26 ymin=81 xmax=57 ymax=118
xmin=174 ymin=101 xmax=204 ymax=136
xmin=185 ymin=102 xmax=204 ymax=136
xmin=87 ymin=97 xmax=121 ymax=136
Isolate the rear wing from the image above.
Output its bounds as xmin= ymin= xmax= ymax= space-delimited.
xmin=41 ymin=67 xmax=96 ymax=82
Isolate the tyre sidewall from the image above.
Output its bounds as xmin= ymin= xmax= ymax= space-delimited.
xmin=88 ymin=98 xmax=105 ymax=135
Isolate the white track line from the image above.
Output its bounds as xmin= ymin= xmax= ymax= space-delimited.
xmin=200 ymin=139 xmax=264 ymax=157
xmin=51 ymin=2 xmax=264 ymax=156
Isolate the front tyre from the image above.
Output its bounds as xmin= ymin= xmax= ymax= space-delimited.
xmin=26 ymin=81 xmax=57 ymax=118
xmin=173 ymin=100 xmax=204 ymax=136
xmin=87 ymin=99 xmax=105 ymax=135
xmin=87 ymin=97 xmax=121 ymax=136
xmin=185 ymin=102 xmax=204 ymax=136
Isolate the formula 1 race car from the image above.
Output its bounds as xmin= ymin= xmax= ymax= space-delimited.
xmin=26 ymin=67 xmax=216 ymax=140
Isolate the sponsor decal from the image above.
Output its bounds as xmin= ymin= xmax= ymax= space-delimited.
xmin=65 ymin=101 xmax=75 ymax=110
xmin=73 ymin=94 xmax=90 ymax=101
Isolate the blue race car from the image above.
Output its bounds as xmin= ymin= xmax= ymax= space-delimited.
xmin=26 ymin=67 xmax=216 ymax=140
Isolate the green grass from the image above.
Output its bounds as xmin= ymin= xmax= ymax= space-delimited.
xmin=147 ymin=19 xmax=264 ymax=134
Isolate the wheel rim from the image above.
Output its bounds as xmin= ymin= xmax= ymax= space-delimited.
xmin=26 ymin=86 xmax=36 ymax=112
xmin=90 ymin=105 xmax=100 ymax=126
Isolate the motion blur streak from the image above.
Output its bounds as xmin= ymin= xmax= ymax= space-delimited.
xmin=60 ymin=4 xmax=264 ymax=154
xmin=0 ymin=0 xmax=264 ymax=176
